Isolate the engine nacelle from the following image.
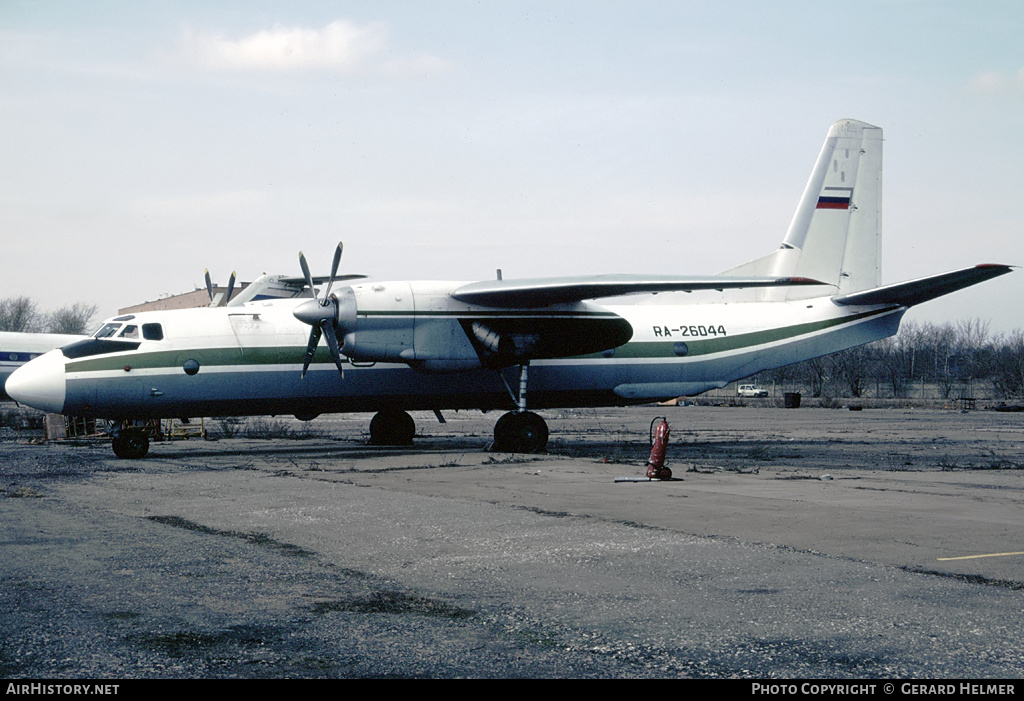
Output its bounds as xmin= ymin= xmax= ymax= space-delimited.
xmin=338 ymin=281 xmax=415 ymax=363
xmin=332 ymin=280 xmax=633 ymax=373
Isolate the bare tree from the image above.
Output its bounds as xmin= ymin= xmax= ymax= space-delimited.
xmin=955 ymin=318 xmax=992 ymax=391
xmin=832 ymin=345 xmax=872 ymax=398
xmin=989 ymin=331 xmax=1024 ymax=399
xmin=0 ymin=296 xmax=43 ymax=332
xmin=795 ymin=355 xmax=832 ymax=398
xmin=913 ymin=322 xmax=958 ymax=398
xmin=46 ymin=302 xmax=99 ymax=335
xmin=881 ymin=321 xmax=922 ymax=398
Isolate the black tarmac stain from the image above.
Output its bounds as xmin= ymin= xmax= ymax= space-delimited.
xmin=308 ymin=591 xmax=476 ymax=619
xmin=146 ymin=515 xmax=317 ymax=558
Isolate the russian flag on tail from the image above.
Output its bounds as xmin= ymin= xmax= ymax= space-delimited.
xmin=817 ymin=187 xmax=853 ymax=210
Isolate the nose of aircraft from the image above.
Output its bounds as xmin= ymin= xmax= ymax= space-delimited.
xmin=5 ymin=349 xmax=67 ymax=414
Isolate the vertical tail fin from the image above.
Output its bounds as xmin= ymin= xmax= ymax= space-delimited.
xmin=722 ymin=119 xmax=883 ymax=299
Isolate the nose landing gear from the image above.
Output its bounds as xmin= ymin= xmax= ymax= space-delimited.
xmin=111 ymin=422 xmax=151 ymax=460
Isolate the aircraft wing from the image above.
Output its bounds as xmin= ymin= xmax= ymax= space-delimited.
xmin=450 ymin=274 xmax=825 ymax=307
xmin=831 ymin=264 xmax=1014 ymax=307
xmin=276 ymin=274 xmax=368 ymax=286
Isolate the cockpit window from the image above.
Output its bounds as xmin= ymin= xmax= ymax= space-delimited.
xmin=94 ymin=323 xmax=122 ymax=338
xmin=62 ymin=338 xmax=141 ymax=359
xmin=67 ymin=319 xmax=163 ymax=357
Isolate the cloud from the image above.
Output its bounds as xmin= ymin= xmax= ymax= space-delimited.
xmin=969 ymin=68 xmax=1024 ymax=95
xmin=180 ymin=20 xmax=388 ymax=73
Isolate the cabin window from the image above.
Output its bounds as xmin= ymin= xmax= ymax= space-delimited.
xmin=142 ymin=323 xmax=164 ymax=341
xmin=119 ymin=325 xmax=139 ymax=339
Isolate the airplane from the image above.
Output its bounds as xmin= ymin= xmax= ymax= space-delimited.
xmin=0 ymin=331 xmax=88 ymax=401
xmin=4 ymin=119 xmax=1013 ymax=459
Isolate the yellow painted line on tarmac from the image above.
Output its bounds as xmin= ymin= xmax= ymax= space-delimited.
xmin=937 ymin=551 xmax=1024 ymax=561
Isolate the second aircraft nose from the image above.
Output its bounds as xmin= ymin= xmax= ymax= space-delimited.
xmin=5 ymin=349 xmax=67 ymax=414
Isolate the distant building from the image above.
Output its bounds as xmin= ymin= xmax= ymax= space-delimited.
xmin=118 ymin=283 xmax=249 ymax=314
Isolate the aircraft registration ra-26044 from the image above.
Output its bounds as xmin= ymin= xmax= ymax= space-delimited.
xmin=5 ymin=119 xmax=1013 ymax=458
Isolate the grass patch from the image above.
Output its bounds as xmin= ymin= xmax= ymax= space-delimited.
xmin=212 ymin=417 xmax=327 ymax=440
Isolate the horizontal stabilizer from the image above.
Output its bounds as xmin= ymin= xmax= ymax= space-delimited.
xmin=451 ymin=275 xmax=825 ymax=307
xmin=831 ymin=264 xmax=1013 ymax=308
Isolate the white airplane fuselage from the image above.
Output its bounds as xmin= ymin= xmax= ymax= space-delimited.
xmin=8 ymin=281 xmax=903 ymax=421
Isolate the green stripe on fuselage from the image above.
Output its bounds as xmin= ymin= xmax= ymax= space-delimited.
xmin=591 ymin=307 xmax=897 ymax=359
xmin=66 ymin=346 xmax=299 ymax=373
xmin=65 ymin=307 xmax=895 ymax=373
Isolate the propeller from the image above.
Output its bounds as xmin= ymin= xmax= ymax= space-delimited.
xmin=204 ymin=270 xmax=237 ymax=307
xmin=293 ymin=242 xmax=351 ymax=378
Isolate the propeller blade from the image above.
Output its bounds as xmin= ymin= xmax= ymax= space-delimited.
xmin=225 ymin=271 xmax=236 ymax=305
xmin=295 ymin=242 xmax=349 ymax=378
xmin=324 ymin=242 xmax=343 ymax=300
xmin=320 ymin=319 xmax=345 ymax=377
xmin=299 ymin=251 xmax=316 ymax=299
xmin=301 ymin=324 xmax=323 ymax=378
xmin=204 ymin=270 xmax=214 ymax=302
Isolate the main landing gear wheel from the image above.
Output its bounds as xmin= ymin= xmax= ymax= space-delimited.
xmin=492 ymin=411 xmax=548 ymax=453
xmin=112 ymin=429 xmax=149 ymax=460
xmin=369 ymin=409 xmax=416 ymax=445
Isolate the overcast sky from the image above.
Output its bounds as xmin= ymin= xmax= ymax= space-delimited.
xmin=2 ymin=1 xmax=1021 ymax=333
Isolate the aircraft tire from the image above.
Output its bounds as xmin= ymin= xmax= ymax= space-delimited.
xmin=369 ymin=409 xmax=415 ymax=445
xmin=492 ymin=412 xmax=516 ymax=450
xmin=112 ymin=429 xmax=149 ymax=460
xmin=492 ymin=411 xmax=548 ymax=453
